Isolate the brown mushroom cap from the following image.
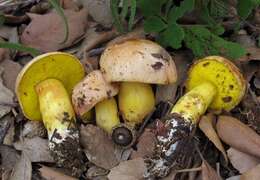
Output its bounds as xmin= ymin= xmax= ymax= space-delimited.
xmin=100 ymin=39 xmax=177 ymax=84
xmin=72 ymin=70 xmax=119 ymax=116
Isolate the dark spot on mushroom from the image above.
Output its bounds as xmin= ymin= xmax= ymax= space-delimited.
xmin=202 ymin=62 xmax=210 ymax=67
xmin=229 ymin=85 xmax=234 ymax=90
xmin=107 ymin=90 xmax=112 ymax=98
xmin=151 ymin=62 xmax=164 ymax=70
xmin=23 ymin=92 xmax=28 ymax=96
xmin=94 ymin=88 xmax=100 ymax=91
xmin=77 ymin=96 xmax=85 ymax=107
xmin=222 ymin=96 xmax=232 ymax=103
xmin=151 ymin=51 xmax=170 ymax=62
xmin=216 ymin=74 xmax=220 ymax=78
xmin=26 ymin=31 xmax=30 ymax=34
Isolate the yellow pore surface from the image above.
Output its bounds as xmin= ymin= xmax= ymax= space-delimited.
xmin=16 ymin=52 xmax=85 ymax=121
xmin=186 ymin=56 xmax=246 ymax=111
xmin=35 ymin=79 xmax=75 ymax=136
xmin=95 ymin=97 xmax=120 ymax=134
xmin=119 ymin=82 xmax=155 ymax=125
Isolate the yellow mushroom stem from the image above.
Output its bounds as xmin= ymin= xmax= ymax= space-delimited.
xmin=95 ymin=97 xmax=120 ymax=134
xmin=119 ymin=82 xmax=155 ymax=125
xmin=171 ymin=81 xmax=217 ymax=123
xmin=35 ymin=78 xmax=84 ymax=177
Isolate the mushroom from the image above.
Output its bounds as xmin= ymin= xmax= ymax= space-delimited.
xmin=15 ymin=52 xmax=85 ymax=177
xmin=145 ymin=56 xmax=246 ymax=178
xmin=99 ymin=39 xmax=177 ymax=146
xmin=72 ymin=70 xmax=119 ymax=130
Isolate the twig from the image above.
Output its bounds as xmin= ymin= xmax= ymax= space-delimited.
xmin=176 ymin=167 xmax=202 ymax=173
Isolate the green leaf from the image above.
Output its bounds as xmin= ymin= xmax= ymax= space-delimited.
xmin=137 ymin=0 xmax=168 ymax=17
xmin=128 ymin=0 xmax=137 ymax=31
xmin=48 ymin=0 xmax=69 ymax=44
xmin=110 ymin=0 xmax=125 ymax=33
xmin=237 ymin=0 xmax=260 ymax=20
xmin=184 ymin=26 xmax=246 ymax=59
xmin=168 ymin=0 xmax=194 ymax=22
xmin=158 ymin=23 xmax=184 ymax=49
xmin=0 ymin=42 xmax=41 ymax=57
xmin=144 ymin=16 xmax=167 ymax=33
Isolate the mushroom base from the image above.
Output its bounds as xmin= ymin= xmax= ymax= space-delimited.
xmin=144 ymin=113 xmax=195 ymax=179
xmin=49 ymin=127 xmax=85 ymax=177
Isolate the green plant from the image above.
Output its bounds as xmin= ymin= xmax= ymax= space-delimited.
xmin=110 ymin=0 xmax=260 ymax=59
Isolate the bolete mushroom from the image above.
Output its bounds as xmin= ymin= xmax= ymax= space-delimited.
xmin=72 ymin=70 xmax=119 ymax=132
xmin=15 ymin=52 xmax=85 ymax=177
xmin=99 ymin=39 xmax=177 ymax=146
xmin=145 ymin=56 xmax=246 ymax=178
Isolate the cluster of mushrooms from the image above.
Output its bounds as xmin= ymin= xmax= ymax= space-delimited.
xmin=15 ymin=39 xmax=246 ymax=178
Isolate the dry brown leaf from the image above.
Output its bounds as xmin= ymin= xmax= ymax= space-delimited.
xmin=60 ymin=0 xmax=80 ymax=10
xmin=21 ymin=9 xmax=88 ymax=52
xmin=227 ymin=148 xmax=260 ymax=173
xmin=86 ymin=165 xmax=109 ymax=179
xmin=39 ymin=165 xmax=76 ymax=180
xmin=0 ymin=59 xmax=22 ymax=92
xmin=130 ymin=128 xmax=156 ymax=159
xmin=201 ymin=160 xmax=222 ymax=180
xmin=240 ymin=164 xmax=260 ymax=180
xmin=80 ymin=124 xmax=121 ymax=169
xmin=21 ymin=120 xmax=47 ymax=138
xmin=238 ymin=46 xmax=260 ymax=62
xmin=0 ymin=145 xmax=20 ymax=171
xmin=9 ymin=153 xmax=32 ymax=180
xmin=14 ymin=137 xmax=54 ymax=162
xmin=108 ymin=158 xmax=146 ymax=180
xmin=77 ymin=23 xmax=117 ymax=58
xmin=81 ymin=0 xmax=113 ymax=27
xmin=226 ymin=175 xmax=241 ymax=180
xmin=0 ymin=67 xmax=14 ymax=118
xmin=199 ymin=114 xmax=228 ymax=162
xmin=3 ymin=115 xmax=14 ymax=145
xmin=216 ymin=116 xmax=260 ymax=158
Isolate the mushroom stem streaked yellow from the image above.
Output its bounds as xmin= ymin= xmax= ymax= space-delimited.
xmin=95 ymin=97 xmax=120 ymax=134
xmin=35 ymin=78 xmax=76 ymax=138
xmin=171 ymin=82 xmax=216 ymax=124
xmin=119 ymin=82 xmax=155 ymax=125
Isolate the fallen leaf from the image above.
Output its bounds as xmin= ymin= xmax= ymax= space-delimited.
xmin=9 ymin=152 xmax=32 ymax=180
xmin=201 ymin=160 xmax=222 ymax=180
xmin=227 ymin=148 xmax=260 ymax=173
xmin=60 ymin=0 xmax=80 ymax=10
xmin=130 ymin=128 xmax=156 ymax=159
xmin=199 ymin=114 xmax=228 ymax=162
xmin=0 ymin=114 xmax=12 ymax=143
xmin=81 ymin=0 xmax=113 ymax=27
xmin=0 ymin=59 xmax=22 ymax=92
xmin=155 ymin=50 xmax=192 ymax=104
xmin=21 ymin=9 xmax=88 ymax=52
xmin=240 ymin=164 xmax=260 ymax=180
xmin=0 ymin=26 xmax=17 ymax=40
xmin=21 ymin=120 xmax=47 ymax=138
xmin=80 ymin=124 xmax=121 ymax=169
xmin=14 ymin=137 xmax=54 ymax=162
xmin=226 ymin=175 xmax=241 ymax=180
xmin=77 ymin=22 xmax=117 ymax=58
xmin=108 ymin=158 xmax=146 ymax=180
xmin=0 ymin=48 xmax=9 ymax=62
xmin=216 ymin=116 xmax=260 ymax=158
xmin=39 ymin=165 xmax=76 ymax=180
xmin=0 ymin=67 xmax=14 ymax=118
xmin=0 ymin=145 xmax=20 ymax=171
xmin=238 ymin=46 xmax=260 ymax=62
xmin=86 ymin=165 xmax=109 ymax=179
xmin=3 ymin=115 xmax=14 ymax=145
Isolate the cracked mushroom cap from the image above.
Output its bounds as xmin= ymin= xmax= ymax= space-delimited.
xmin=15 ymin=52 xmax=85 ymax=121
xmin=186 ymin=56 xmax=246 ymax=111
xmin=72 ymin=70 xmax=119 ymax=117
xmin=100 ymin=39 xmax=177 ymax=84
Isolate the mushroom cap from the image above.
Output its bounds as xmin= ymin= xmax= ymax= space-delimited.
xmin=15 ymin=52 xmax=85 ymax=121
xmin=100 ymin=39 xmax=177 ymax=84
xmin=72 ymin=70 xmax=119 ymax=117
xmin=186 ymin=56 xmax=246 ymax=111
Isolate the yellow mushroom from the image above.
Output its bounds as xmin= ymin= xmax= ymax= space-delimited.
xmin=15 ymin=52 xmax=85 ymax=177
xmin=99 ymin=39 xmax=177 ymax=146
xmin=146 ymin=56 xmax=246 ymax=178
